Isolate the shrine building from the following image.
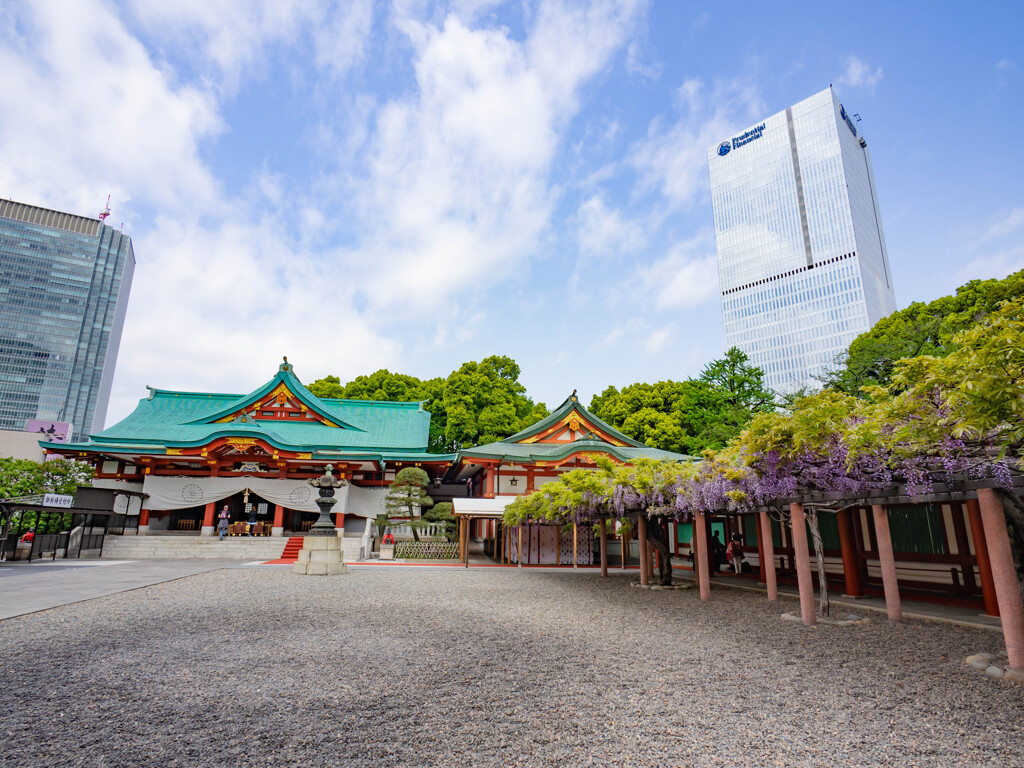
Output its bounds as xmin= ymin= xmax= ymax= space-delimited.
xmin=42 ymin=359 xmax=454 ymax=536
xmin=448 ymin=392 xmax=694 ymax=565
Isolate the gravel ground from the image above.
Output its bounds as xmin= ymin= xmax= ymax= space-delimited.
xmin=0 ymin=568 xmax=1022 ymax=768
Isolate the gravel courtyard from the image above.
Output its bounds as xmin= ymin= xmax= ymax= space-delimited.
xmin=1 ymin=568 xmax=1021 ymax=768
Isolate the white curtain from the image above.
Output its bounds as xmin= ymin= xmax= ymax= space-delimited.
xmin=141 ymin=475 xmax=356 ymax=515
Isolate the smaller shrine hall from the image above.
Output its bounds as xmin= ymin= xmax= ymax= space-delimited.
xmin=43 ymin=360 xmax=454 ymax=536
xmin=448 ymin=392 xmax=693 ymax=565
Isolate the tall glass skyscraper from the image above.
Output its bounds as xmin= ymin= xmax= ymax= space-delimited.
xmin=707 ymin=87 xmax=897 ymax=392
xmin=0 ymin=200 xmax=134 ymax=434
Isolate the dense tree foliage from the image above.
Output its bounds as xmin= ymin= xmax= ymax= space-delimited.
xmin=308 ymin=370 xmax=449 ymax=452
xmin=823 ymin=269 xmax=1024 ymax=394
xmin=1 ymin=458 xmax=94 ymax=535
xmin=442 ymin=355 xmax=548 ymax=448
xmin=589 ymin=348 xmax=775 ymax=454
xmin=0 ymin=457 xmax=92 ymax=498
xmin=308 ymin=356 xmax=548 ymax=453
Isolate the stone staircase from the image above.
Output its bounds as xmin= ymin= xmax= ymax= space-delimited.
xmin=102 ymin=534 xmax=365 ymax=562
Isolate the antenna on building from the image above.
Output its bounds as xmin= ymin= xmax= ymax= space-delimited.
xmin=98 ymin=195 xmax=111 ymax=222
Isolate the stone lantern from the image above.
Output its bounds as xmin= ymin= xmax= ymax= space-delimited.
xmin=292 ymin=464 xmax=347 ymax=575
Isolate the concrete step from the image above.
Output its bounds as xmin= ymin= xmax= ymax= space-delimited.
xmin=103 ymin=535 xmax=286 ymax=560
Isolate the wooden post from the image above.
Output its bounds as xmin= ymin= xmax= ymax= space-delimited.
xmin=965 ymin=498 xmax=1000 ymax=616
xmin=871 ymin=504 xmax=902 ymax=622
xmin=695 ymin=512 xmax=710 ymax=601
xmin=755 ymin=514 xmax=766 ymax=584
xmin=272 ymin=504 xmax=284 ymax=537
xmin=759 ymin=510 xmax=778 ymax=601
xmin=572 ymin=522 xmax=578 ymax=569
xmin=837 ymin=508 xmax=863 ymax=597
xmin=138 ymin=508 xmax=150 ymax=536
xmin=599 ymin=518 xmax=608 ymax=577
xmin=556 ymin=526 xmax=561 ymax=566
xmin=517 ymin=525 xmax=523 ymax=568
xmin=637 ymin=515 xmax=649 ymax=586
xmin=789 ymin=503 xmax=816 ymax=625
xmin=977 ymin=489 xmax=1024 ymax=670
xmin=621 ymin=522 xmax=627 ymax=571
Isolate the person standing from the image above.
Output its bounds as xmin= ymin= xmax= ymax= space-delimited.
xmin=727 ymin=531 xmax=745 ymax=575
xmin=247 ymin=505 xmax=258 ymax=536
xmin=217 ymin=504 xmax=230 ymax=541
xmin=711 ymin=531 xmax=726 ymax=574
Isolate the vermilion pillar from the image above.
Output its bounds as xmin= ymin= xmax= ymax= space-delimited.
xmin=138 ymin=508 xmax=150 ymax=536
xmin=965 ymin=498 xmax=1000 ymax=616
xmin=759 ymin=510 xmax=778 ymax=601
xmin=637 ymin=515 xmax=649 ymax=586
xmin=272 ymin=504 xmax=285 ymax=538
xmin=837 ymin=508 xmax=864 ymax=597
xmin=977 ymin=489 xmax=1024 ymax=670
xmin=789 ymin=503 xmax=816 ymax=625
xmin=335 ymin=511 xmax=345 ymax=532
xmin=695 ymin=512 xmax=711 ymax=601
xmin=201 ymin=502 xmax=216 ymax=537
xmin=871 ymin=504 xmax=903 ymax=622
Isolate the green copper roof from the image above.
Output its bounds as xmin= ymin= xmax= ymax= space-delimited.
xmin=501 ymin=392 xmax=646 ymax=447
xmin=50 ymin=361 xmax=449 ymax=461
xmin=454 ymin=392 xmax=693 ymax=465
xmin=457 ymin=438 xmax=692 ymax=464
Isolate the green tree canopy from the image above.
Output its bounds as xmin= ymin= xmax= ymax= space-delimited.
xmin=442 ymin=355 xmax=548 ymax=449
xmin=308 ymin=369 xmax=450 ymax=452
xmin=823 ymin=269 xmax=1024 ymax=394
xmin=307 ymin=357 xmax=548 ymax=453
xmin=0 ymin=457 xmax=93 ymax=498
xmin=589 ymin=348 xmax=775 ymax=454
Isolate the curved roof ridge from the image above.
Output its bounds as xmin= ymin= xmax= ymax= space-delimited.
xmin=183 ymin=360 xmax=365 ymax=431
xmin=500 ymin=392 xmax=646 ymax=448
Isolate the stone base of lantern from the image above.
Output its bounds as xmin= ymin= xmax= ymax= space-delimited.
xmin=292 ymin=536 xmax=346 ymax=575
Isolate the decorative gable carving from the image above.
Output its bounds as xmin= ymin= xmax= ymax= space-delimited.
xmin=212 ymin=383 xmax=342 ymax=427
xmin=517 ymin=408 xmax=629 ymax=447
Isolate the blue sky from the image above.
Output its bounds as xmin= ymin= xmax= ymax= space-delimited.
xmin=1 ymin=1 xmax=1022 ymax=427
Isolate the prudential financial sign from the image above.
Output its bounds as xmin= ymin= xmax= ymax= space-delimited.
xmin=717 ymin=123 xmax=766 ymax=156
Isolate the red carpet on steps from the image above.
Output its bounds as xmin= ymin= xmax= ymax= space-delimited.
xmin=263 ymin=536 xmax=304 ymax=564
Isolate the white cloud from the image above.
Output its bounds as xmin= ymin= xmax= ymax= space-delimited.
xmin=644 ymin=323 xmax=674 ymax=354
xmin=575 ymin=193 xmax=646 ymax=258
xmin=634 ymin=231 xmax=720 ymax=310
xmin=996 ymin=59 xmax=1014 ymax=71
xmin=0 ymin=0 xmax=651 ymax=425
xmin=111 ymin=215 xmax=400 ymax=420
xmin=983 ymin=207 xmax=1024 ymax=241
xmin=127 ymin=0 xmax=374 ymax=89
xmin=342 ymin=1 xmax=645 ymax=314
xmin=629 ymin=78 xmax=763 ymax=209
xmin=836 ymin=55 xmax=883 ymax=93
xmin=0 ymin=0 xmax=222 ymax=216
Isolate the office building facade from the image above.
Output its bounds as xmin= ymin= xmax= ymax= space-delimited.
xmin=708 ymin=87 xmax=897 ymax=392
xmin=0 ymin=199 xmax=135 ymax=434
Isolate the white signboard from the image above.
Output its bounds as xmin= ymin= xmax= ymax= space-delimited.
xmin=42 ymin=493 xmax=74 ymax=508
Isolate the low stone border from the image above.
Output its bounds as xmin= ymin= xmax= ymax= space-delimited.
xmin=631 ymin=581 xmax=694 ymax=591
xmin=965 ymin=651 xmax=1024 ymax=682
xmin=780 ymin=611 xmax=871 ymax=626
